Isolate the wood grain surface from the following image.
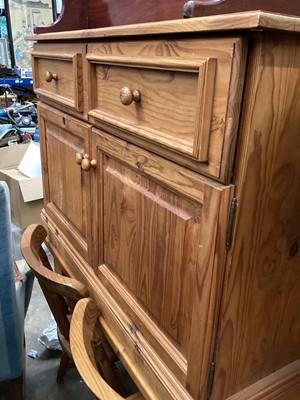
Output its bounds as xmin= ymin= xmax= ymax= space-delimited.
xmin=21 ymin=224 xmax=87 ymax=299
xmin=32 ymin=10 xmax=300 ymax=400
xmin=27 ymin=11 xmax=300 ymax=42
xmin=32 ymin=43 xmax=86 ymax=113
xmin=42 ymin=212 xmax=195 ymax=400
xmin=226 ymin=359 xmax=300 ymax=400
xmin=211 ymin=32 xmax=300 ymax=399
xmin=91 ymin=128 xmax=233 ymax=397
xmin=38 ymin=103 xmax=93 ymax=261
xmin=88 ymin=37 xmax=246 ymax=182
xmin=70 ymin=297 xmax=145 ymax=399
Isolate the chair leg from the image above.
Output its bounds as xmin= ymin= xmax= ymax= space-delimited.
xmin=56 ymin=350 xmax=70 ymax=383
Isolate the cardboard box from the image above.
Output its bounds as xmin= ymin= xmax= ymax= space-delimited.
xmin=0 ymin=143 xmax=43 ymax=229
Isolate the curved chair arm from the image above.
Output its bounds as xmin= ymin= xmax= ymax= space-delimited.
xmin=70 ymin=297 xmax=144 ymax=400
xmin=21 ymin=223 xmax=88 ymax=383
xmin=21 ymin=224 xmax=87 ymax=300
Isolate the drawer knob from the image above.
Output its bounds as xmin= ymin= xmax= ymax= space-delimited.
xmin=75 ymin=153 xmax=83 ymax=165
xmin=45 ymin=71 xmax=58 ymax=82
xmin=81 ymin=154 xmax=97 ymax=171
xmin=120 ymin=87 xmax=141 ymax=106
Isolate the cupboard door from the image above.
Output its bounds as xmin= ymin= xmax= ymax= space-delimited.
xmin=39 ymin=103 xmax=93 ymax=261
xmin=92 ymin=128 xmax=233 ymax=399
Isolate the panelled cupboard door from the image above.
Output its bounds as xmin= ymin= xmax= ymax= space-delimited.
xmin=39 ymin=103 xmax=93 ymax=262
xmin=91 ymin=128 xmax=234 ymax=399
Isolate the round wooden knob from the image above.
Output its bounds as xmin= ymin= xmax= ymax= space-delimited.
xmin=81 ymin=155 xmax=97 ymax=171
xmin=45 ymin=71 xmax=58 ymax=82
xmin=120 ymin=87 xmax=141 ymax=106
xmin=75 ymin=153 xmax=83 ymax=165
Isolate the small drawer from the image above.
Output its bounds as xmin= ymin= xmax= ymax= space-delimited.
xmin=32 ymin=43 xmax=85 ymax=113
xmin=87 ymin=37 xmax=247 ymax=182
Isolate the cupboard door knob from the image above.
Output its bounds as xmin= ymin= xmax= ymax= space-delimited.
xmin=81 ymin=155 xmax=97 ymax=171
xmin=120 ymin=87 xmax=141 ymax=106
xmin=45 ymin=71 xmax=58 ymax=82
xmin=75 ymin=153 xmax=83 ymax=165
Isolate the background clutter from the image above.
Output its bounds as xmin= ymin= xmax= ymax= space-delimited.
xmin=0 ymin=84 xmax=38 ymax=147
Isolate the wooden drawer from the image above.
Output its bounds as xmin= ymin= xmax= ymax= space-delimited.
xmin=87 ymin=37 xmax=247 ymax=182
xmin=32 ymin=43 xmax=86 ymax=113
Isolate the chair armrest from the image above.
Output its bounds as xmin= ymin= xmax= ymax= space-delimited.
xmin=70 ymin=298 xmax=144 ymax=400
xmin=21 ymin=224 xmax=87 ymax=300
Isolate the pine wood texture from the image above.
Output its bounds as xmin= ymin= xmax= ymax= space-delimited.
xmin=225 ymin=359 xmax=300 ymax=400
xmin=211 ymin=32 xmax=300 ymax=399
xmin=87 ymin=37 xmax=246 ymax=182
xmin=70 ymin=297 xmax=145 ymax=400
xmin=38 ymin=103 xmax=93 ymax=262
xmin=33 ymin=10 xmax=300 ymax=400
xmin=21 ymin=224 xmax=87 ymax=299
xmin=40 ymin=212 xmax=199 ymax=400
xmin=32 ymin=43 xmax=86 ymax=114
xmin=91 ymin=127 xmax=233 ymax=397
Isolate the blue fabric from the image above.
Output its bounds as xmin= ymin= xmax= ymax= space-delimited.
xmin=0 ymin=181 xmax=22 ymax=381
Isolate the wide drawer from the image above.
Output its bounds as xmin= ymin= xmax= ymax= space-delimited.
xmin=32 ymin=43 xmax=86 ymax=113
xmin=87 ymin=37 xmax=247 ymax=182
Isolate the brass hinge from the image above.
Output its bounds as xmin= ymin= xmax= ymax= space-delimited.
xmin=226 ymin=197 xmax=237 ymax=250
xmin=207 ymin=361 xmax=216 ymax=400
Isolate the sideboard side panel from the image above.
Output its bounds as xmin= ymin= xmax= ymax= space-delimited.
xmin=212 ymin=32 xmax=300 ymax=399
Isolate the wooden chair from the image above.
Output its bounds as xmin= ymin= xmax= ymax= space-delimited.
xmin=70 ymin=297 xmax=145 ymax=400
xmin=21 ymin=223 xmax=88 ymax=382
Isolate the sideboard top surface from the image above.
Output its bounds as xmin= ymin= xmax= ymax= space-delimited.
xmin=27 ymin=11 xmax=300 ymax=42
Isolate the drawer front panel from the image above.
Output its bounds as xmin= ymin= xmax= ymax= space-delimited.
xmin=33 ymin=43 xmax=85 ymax=112
xmin=90 ymin=58 xmax=215 ymax=159
xmin=92 ymin=128 xmax=233 ymax=396
xmin=88 ymin=38 xmax=247 ymax=182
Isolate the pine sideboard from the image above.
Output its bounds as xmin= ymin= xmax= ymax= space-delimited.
xmin=30 ymin=10 xmax=300 ymax=400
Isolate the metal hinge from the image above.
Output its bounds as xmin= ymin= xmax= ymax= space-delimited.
xmin=226 ymin=197 xmax=237 ymax=250
xmin=207 ymin=361 xmax=216 ymax=400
